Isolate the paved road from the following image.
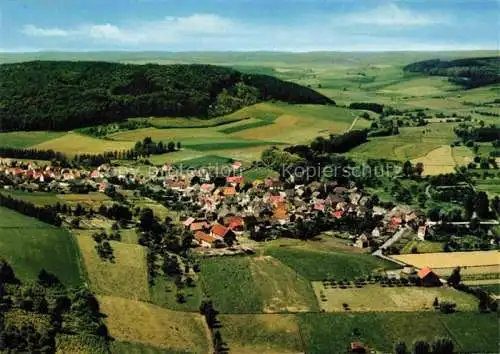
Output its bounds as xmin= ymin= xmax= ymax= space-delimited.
xmin=426 ymin=220 xmax=499 ymax=226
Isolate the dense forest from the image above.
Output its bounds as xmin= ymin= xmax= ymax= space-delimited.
xmin=403 ymin=56 xmax=500 ymax=88
xmin=0 ymin=61 xmax=334 ymax=131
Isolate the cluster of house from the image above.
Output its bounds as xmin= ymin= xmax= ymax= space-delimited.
xmin=158 ymin=165 xmax=426 ymax=249
xmin=0 ymin=159 xmax=428 ymax=250
xmin=0 ymin=159 xmax=138 ymax=194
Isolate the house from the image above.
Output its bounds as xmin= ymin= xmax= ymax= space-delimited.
xmin=371 ymin=227 xmax=381 ymax=238
xmin=231 ymin=161 xmax=242 ymax=170
xmin=194 ymin=231 xmax=216 ymax=248
xmin=354 ymin=234 xmax=370 ymax=248
xmin=190 ymin=221 xmax=210 ymax=232
xmin=226 ymin=176 xmax=244 ymax=186
xmin=418 ymin=267 xmax=441 ymax=287
xmin=350 ymin=342 xmax=366 ymax=353
xmin=331 ymin=210 xmax=344 ymax=219
xmin=210 ymin=223 xmax=232 ymax=240
xmin=98 ymin=182 xmax=109 ymax=193
xmin=223 ymin=186 xmax=236 ymax=197
xmin=224 ymin=215 xmax=244 ymax=233
xmin=417 ymin=225 xmax=427 ymax=240
xmin=183 ymin=217 xmax=196 ymax=227
xmin=200 ymin=183 xmax=215 ymax=193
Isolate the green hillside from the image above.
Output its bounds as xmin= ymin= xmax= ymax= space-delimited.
xmin=0 ymin=61 xmax=333 ymax=131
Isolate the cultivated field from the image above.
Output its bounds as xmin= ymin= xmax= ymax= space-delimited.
xmin=266 ymin=247 xmax=395 ymax=281
xmin=392 ymin=250 xmax=499 ymax=268
xmin=0 ymin=190 xmax=61 ymax=206
xmin=411 ymin=145 xmax=457 ymax=175
xmin=34 ymin=132 xmax=134 ymax=155
xmin=219 ymin=314 xmax=303 ymax=354
xmin=98 ymin=295 xmax=210 ymax=353
xmin=298 ymin=312 xmax=499 ymax=354
xmin=312 ymin=284 xmax=477 ymax=312
xmin=0 ymin=131 xmax=66 ymax=148
xmin=250 ymin=256 xmax=319 ymax=313
xmin=199 ymin=255 xmax=319 ymax=314
xmin=75 ymin=231 xmax=150 ymax=301
xmin=0 ymin=207 xmax=83 ymax=286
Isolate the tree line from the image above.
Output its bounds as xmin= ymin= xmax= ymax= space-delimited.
xmin=403 ymin=57 xmax=500 ymax=88
xmin=0 ymin=61 xmax=334 ymax=131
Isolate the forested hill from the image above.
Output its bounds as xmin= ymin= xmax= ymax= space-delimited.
xmin=403 ymin=56 xmax=500 ymax=89
xmin=0 ymin=61 xmax=334 ymax=131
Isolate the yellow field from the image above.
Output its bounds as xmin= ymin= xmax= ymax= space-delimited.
xmin=411 ymin=145 xmax=456 ymax=175
xmin=392 ymin=250 xmax=499 ymax=268
xmin=434 ymin=265 xmax=500 ymax=277
xmin=34 ymin=132 xmax=134 ymax=155
xmin=98 ymin=295 xmax=210 ymax=353
xmin=75 ymin=231 xmax=150 ymax=301
xmin=313 ymin=284 xmax=477 ymax=312
xmin=219 ymin=314 xmax=303 ymax=354
xmin=250 ymin=256 xmax=318 ymax=313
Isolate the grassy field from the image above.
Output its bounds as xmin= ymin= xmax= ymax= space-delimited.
xmin=0 ymin=189 xmax=61 ymax=206
xmin=348 ymin=122 xmax=458 ymax=162
xmin=199 ymin=255 xmax=319 ymax=314
xmin=0 ymin=207 xmax=83 ymax=286
xmin=219 ymin=314 xmax=303 ymax=354
xmin=392 ymin=250 xmax=499 ymax=268
xmin=250 ymin=256 xmax=319 ymax=313
xmin=34 ymin=132 xmax=134 ymax=155
xmin=298 ymin=312 xmax=499 ymax=354
xmin=401 ymin=240 xmax=445 ymax=254
xmin=110 ymin=341 xmax=182 ymax=354
xmin=149 ymin=275 xmax=203 ymax=312
xmin=0 ymin=131 xmax=66 ymax=148
xmin=266 ymin=247 xmax=395 ymax=281
xmin=98 ymin=295 xmax=209 ymax=353
xmin=313 ymin=284 xmax=477 ymax=312
xmin=75 ymin=231 xmax=150 ymax=301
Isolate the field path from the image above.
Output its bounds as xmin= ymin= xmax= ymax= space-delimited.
xmin=346 ymin=115 xmax=359 ymax=132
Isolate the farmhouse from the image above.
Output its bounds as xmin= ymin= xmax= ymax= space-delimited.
xmin=350 ymin=342 xmax=366 ymax=353
xmin=418 ymin=267 xmax=441 ymax=287
xmin=194 ymin=231 xmax=217 ymax=248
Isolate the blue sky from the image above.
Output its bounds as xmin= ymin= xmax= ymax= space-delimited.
xmin=0 ymin=0 xmax=498 ymax=52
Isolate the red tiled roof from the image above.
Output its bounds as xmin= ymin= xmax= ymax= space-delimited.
xmin=211 ymin=223 xmax=229 ymax=237
xmin=331 ymin=210 xmax=344 ymax=219
xmin=223 ymin=186 xmax=236 ymax=196
xmin=194 ymin=231 xmax=216 ymax=244
xmin=226 ymin=176 xmax=244 ymax=184
xmin=418 ymin=267 xmax=434 ymax=279
xmin=183 ymin=217 xmax=195 ymax=226
xmin=190 ymin=221 xmax=209 ymax=232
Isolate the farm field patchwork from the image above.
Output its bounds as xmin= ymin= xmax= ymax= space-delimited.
xmin=312 ymin=284 xmax=477 ymax=312
xmin=298 ymin=312 xmax=499 ymax=354
xmin=411 ymin=145 xmax=457 ymax=175
xmin=0 ymin=207 xmax=83 ymax=286
xmin=98 ymin=295 xmax=209 ymax=353
xmin=74 ymin=231 xmax=150 ymax=301
xmin=219 ymin=314 xmax=303 ymax=354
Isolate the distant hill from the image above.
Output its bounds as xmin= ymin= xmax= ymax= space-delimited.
xmin=403 ymin=56 xmax=500 ymax=89
xmin=0 ymin=61 xmax=333 ymax=131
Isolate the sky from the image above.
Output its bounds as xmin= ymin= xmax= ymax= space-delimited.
xmin=0 ymin=0 xmax=498 ymax=52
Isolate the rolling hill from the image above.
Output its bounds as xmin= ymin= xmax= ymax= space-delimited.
xmin=0 ymin=61 xmax=334 ymax=131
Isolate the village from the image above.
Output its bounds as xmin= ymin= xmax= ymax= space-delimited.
xmin=0 ymin=157 xmax=431 ymax=255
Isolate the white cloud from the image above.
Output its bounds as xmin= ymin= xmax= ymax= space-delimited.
xmin=22 ymin=14 xmax=236 ymax=45
xmin=339 ymin=3 xmax=447 ymax=27
xmin=22 ymin=24 xmax=70 ymax=37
